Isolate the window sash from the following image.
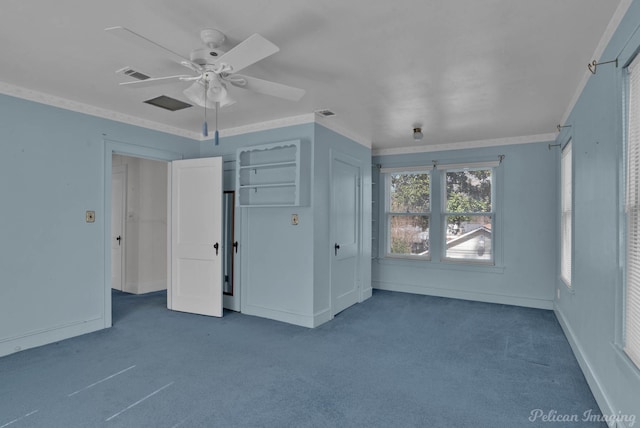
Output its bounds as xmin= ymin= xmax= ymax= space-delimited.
xmin=386 ymin=214 xmax=430 ymax=258
xmin=625 ymin=55 xmax=640 ymax=369
xmin=385 ymin=170 xmax=431 ymax=258
xmin=442 ymin=167 xmax=494 ymax=263
xmin=443 ymin=214 xmax=493 ymax=262
xmin=561 ymin=141 xmax=572 ymax=287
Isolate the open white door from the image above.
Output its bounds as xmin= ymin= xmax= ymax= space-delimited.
xmin=168 ymin=157 xmax=223 ymax=317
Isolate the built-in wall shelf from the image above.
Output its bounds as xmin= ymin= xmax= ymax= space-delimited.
xmin=236 ymin=140 xmax=309 ymax=207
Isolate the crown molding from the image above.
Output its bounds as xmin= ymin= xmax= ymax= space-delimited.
xmin=560 ymin=0 xmax=633 ymax=127
xmin=314 ymin=115 xmax=372 ymax=148
xmin=0 ymin=81 xmax=201 ymax=140
xmin=214 ymin=113 xmax=316 ymax=138
xmin=372 ymin=132 xmax=558 ymax=156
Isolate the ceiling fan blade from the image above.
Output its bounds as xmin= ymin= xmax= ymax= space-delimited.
xmin=105 ymin=26 xmax=202 ymax=71
xmin=214 ymin=34 xmax=279 ymax=73
xmin=228 ymin=74 xmax=305 ymax=101
xmin=120 ymin=75 xmax=194 ymax=88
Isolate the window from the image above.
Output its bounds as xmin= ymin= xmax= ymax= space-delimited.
xmin=385 ymin=168 xmax=431 ymax=258
xmin=561 ymin=140 xmax=572 ymax=287
xmin=382 ymin=161 xmax=499 ymax=264
xmin=442 ymin=166 xmax=493 ymax=262
xmin=625 ymin=55 xmax=640 ymax=369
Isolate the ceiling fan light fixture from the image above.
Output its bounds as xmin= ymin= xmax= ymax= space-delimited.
xmin=183 ymin=80 xmax=233 ymax=109
xmin=413 ymin=127 xmax=424 ymax=141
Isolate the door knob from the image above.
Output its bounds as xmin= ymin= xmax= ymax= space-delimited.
xmin=214 ymin=242 xmax=219 ymax=255
xmin=233 ymin=241 xmax=238 ymax=253
xmin=116 ymin=235 xmax=121 ymax=246
xmin=334 ymin=243 xmax=340 ymax=256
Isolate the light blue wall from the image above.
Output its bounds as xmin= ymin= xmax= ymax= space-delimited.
xmin=201 ymin=123 xmax=371 ymax=327
xmin=372 ymin=142 xmax=558 ymax=309
xmin=201 ymin=124 xmax=316 ymax=326
xmin=312 ymin=125 xmax=372 ymax=318
xmin=0 ymin=94 xmax=199 ymax=357
xmin=554 ymin=0 xmax=640 ymax=421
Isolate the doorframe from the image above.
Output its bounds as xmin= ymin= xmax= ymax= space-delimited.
xmin=103 ymin=140 xmax=183 ymax=328
xmin=329 ymin=149 xmax=365 ymax=316
xmin=111 ymin=164 xmax=127 ymax=291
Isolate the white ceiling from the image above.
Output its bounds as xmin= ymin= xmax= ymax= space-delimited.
xmin=0 ymin=0 xmax=628 ymax=152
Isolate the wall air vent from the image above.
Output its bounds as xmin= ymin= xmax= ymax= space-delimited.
xmin=116 ymin=66 xmax=150 ymax=81
xmin=315 ymin=109 xmax=336 ymax=118
xmin=144 ymin=96 xmax=192 ymax=112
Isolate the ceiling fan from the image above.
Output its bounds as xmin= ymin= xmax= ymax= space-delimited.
xmin=105 ymin=26 xmax=306 ymax=141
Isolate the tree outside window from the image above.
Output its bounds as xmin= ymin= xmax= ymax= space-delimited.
xmin=386 ymin=172 xmax=430 ymax=258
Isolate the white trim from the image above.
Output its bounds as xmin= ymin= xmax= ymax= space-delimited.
xmin=373 ymin=280 xmax=553 ymax=310
xmin=0 ymin=317 xmax=105 ymax=358
xmin=373 ymin=133 xmax=557 ymax=156
xmin=217 ymin=113 xmax=315 ymax=138
xmin=315 ymin=115 xmax=372 ymax=148
xmin=554 ymin=306 xmax=619 ymax=428
xmin=380 ymin=165 xmax=431 ymax=173
xmin=0 ymin=81 xmax=200 ymax=140
xmin=0 ymin=82 xmax=370 ymax=147
xmin=436 ymin=160 xmax=500 ymax=171
xmin=559 ymin=0 xmax=634 ymax=127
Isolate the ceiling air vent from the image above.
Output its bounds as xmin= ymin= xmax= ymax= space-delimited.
xmin=144 ymin=96 xmax=192 ymax=112
xmin=315 ymin=109 xmax=336 ymax=118
xmin=116 ymin=66 xmax=150 ymax=81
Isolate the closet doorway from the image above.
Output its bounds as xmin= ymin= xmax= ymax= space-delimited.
xmin=111 ymin=154 xmax=169 ymax=323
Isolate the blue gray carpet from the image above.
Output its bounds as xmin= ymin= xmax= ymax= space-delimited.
xmin=0 ymin=290 xmax=604 ymax=427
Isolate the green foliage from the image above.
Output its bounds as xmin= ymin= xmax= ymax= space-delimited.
xmin=390 ymin=173 xmax=430 ymax=212
xmin=446 ymin=169 xmax=491 ymax=223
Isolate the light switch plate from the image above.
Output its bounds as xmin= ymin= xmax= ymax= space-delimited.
xmin=86 ymin=210 xmax=95 ymax=223
xmin=291 ymin=214 xmax=299 ymax=225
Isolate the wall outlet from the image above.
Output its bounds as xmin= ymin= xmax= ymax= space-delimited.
xmin=291 ymin=214 xmax=299 ymax=225
xmin=86 ymin=210 xmax=95 ymax=223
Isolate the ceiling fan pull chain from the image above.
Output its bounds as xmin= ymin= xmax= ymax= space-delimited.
xmin=202 ymin=80 xmax=209 ymax=137
xmin=215 ymin=101 xmax=220 ymax=146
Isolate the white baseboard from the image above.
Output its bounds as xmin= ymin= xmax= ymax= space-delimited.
xmin=554 ymin=306 xmax=619 ymax=428
xmin=242 ymin=304 xmax=315 ymax=328
xmin=125 ymin=280 xmax=167 ymax=294
xmin=0 ymin=317 xmax=105 ymax=358
xmin=373 ymin=281 xmax=553 ymax=310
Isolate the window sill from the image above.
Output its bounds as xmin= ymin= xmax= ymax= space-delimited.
xmin=376 ymin=257 xmax=505 ymax=274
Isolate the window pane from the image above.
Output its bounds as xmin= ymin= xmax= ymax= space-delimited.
xmin=390 ymin=173 xmax=430 ymax=213
xmin=446 ymin=169 xmax=491 ymax=213
xmin=561 ymin=141 xmax=572 ymax=286
xmin=444 ymin=215 xmax=492 ymax=261
xmin=389 ymin=215 xmax=429 ymax=256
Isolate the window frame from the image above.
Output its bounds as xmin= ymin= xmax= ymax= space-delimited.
xmin=624 ymin=53 xmax=640 ymax=370
xmin=560 ymin=139 xmax=573 ymax=288
xmin=440 ymin=164 xmax=496 ymax=265
xmin=383 ymin=167 xmax=432 ymax=260
xmin=381 ymin=160 xmax=500 ymax=266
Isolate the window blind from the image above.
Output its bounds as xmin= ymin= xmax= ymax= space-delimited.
xmin=561 ymin=140 xmax=572 ymax=287
xmin=625 ymin=54 xmax=640 ymax=369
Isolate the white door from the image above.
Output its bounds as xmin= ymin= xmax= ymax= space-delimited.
xmin=330 ymin=153 xmax=361 ymax=316
xmin=168 ymin=157 xmax=223 ymax=317
xmin=111 ymin=165 xmax=126 ymax=291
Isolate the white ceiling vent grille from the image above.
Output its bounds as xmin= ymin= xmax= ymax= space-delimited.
xmin=315 ymin=109 xmax=336 ymax=118
xmin=116 ymin=66 xmax=150 ymax=81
